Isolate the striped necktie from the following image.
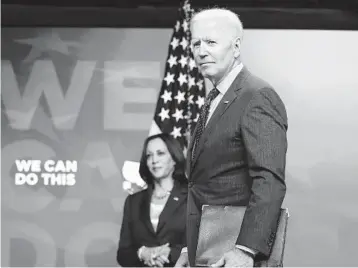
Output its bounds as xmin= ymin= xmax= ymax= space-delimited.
xmin=191 ymin=87 xmax=220 ymax=162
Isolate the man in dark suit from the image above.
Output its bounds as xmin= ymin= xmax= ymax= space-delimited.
xmin=175 ymin=8 xmax=288 ymax=268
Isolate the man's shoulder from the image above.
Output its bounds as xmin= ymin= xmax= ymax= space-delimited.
xmin=243 ymin=72 xmax=274 ymax=93
xmin=241 ymin=72 xmax=285 ymax=102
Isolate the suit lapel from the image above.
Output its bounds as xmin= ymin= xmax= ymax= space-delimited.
xmin=186 ymin=123 xmax=199 ymax=178
xmin=141 ymin=186 xmax=156 ymax=235
xmin=156 ymin=182 xmax=186 ymax=234
xmin=190 ymin=67 xmax=251 ymax=173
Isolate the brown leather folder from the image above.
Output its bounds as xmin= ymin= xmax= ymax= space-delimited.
xmin=195 ymin=206 xmax=289 ymax=267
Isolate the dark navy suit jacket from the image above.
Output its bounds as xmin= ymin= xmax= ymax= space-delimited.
xmin=185 ymin=67 xmax=288 ymax=265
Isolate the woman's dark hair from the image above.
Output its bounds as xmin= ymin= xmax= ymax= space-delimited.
xmin=139 ymin=133 xmax=187 ymax=186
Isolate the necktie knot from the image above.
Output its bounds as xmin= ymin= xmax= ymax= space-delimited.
xmin=207 ymin=87 xmax=220 ymax=103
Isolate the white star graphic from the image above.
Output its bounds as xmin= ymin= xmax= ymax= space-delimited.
xmin=188 ymin=76 xmax=196 ymax=88
xmin=179 ymin=55 xmax=188 ymax=68
xmin=158 ymin=108 xmax=170 ymax=121
xmin=164 ymin=72 xmax=175 ymax=86
xmin=167 ymin=55 xmax=177 ymax=68
xmin=196 ymin=96 xmax=205 ymax=108
xmin=182 ymin=20 xmax=189 ymax=32
xmin=180 ymin=38 xmax=188 ymax=50
xmin=15 ymin=31 xmax=81 ymax=62
xmin=178 ymin=73 xmax=188 ymax=86
xmin=189 ymin=58 xmax=197 ymax=70
xmin=197 ymin=80 xmax=204 ymax=90
xmin=188 ymin=95 xmax=194 ymax=104
xmin=174 ymin=91 xmax=186 ymax=104
xmin=172 ymin=108 xmax=184 ymax=122
xmin=161 ymin=90 xmax=172 ymax=104
xmin=175 ymin=21 xmax=181 ymax=32
xmin=171 ymin=37 xmax=179 ymax=50
xmin=171 ymin=126 xmax=182 ymax=139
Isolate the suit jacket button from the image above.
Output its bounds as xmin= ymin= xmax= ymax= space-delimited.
xmin=188 ymin=182 xmax=194 ymax=188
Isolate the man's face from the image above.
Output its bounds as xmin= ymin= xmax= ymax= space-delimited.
xmin=191 ymin=18 xmax=238 ymax=84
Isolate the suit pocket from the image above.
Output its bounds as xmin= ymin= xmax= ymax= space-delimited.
xmin=199 ymin=180 xmax=249 ymax=205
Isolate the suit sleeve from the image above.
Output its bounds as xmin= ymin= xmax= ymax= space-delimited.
xmin=236 ymin=87 xmax=288 ymax=258
xmin=169 ymin=224 xmax=187 ymax=263
xmin=116 ymin=195 xmax=143 ymax=267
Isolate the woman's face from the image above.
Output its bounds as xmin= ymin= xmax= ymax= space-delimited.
xmin=146 ymin=138 xmax=175 ymax=180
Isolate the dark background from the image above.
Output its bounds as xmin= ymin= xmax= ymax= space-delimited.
xmin=2 ymin=0 xmax=358 ymax=29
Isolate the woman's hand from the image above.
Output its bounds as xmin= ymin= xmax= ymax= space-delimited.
xmin=140 ymin=243 xmax=171 ymax=267
xmin=153 ymin=243 xmax=171 ymax=266
xmin=140 ymin=246 xmax=158 ymax=266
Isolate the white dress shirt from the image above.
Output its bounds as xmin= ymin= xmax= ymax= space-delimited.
xmin=181 ymin=63 xmax=258 ymax=257
xmin=206 ymin=63 xmax=243 ymax=125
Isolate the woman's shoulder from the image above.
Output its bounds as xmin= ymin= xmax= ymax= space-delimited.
xmin=125 ymin=188 xmax=149 ymax=203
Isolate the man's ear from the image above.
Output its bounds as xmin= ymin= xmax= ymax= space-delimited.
xmin=233 ymin=37 xmax=241 ymax=58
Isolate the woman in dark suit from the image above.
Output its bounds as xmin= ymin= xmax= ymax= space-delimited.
xmin=117 ymin=133 xmax=188 ymax=267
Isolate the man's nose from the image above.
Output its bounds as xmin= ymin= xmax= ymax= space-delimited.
xmin=198 ymin=44 xmax=208 ymax=57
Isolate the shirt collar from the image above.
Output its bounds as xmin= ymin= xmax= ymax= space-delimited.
xmin=214 ymin=63 xmax=244 ymax=95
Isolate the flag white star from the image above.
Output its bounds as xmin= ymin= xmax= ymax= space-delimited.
xmin=188 ymin=76 xmax=196 ymax=88
xmin=182 ymin=20 xmax=189 ymax=32
xmin=175 ymin=21 xmax=181 ymax=32
xmin=172 ymin=108 xmax=184 ymax=122
xmin=180 ymin=37 xmax=188 ymax=50
xmin=171 ymin=126 xmax=182 ymax=139
xmin=178 ymin=73 xmax=187 ymax=86
xmin=189 ymin=58 xmax=197 ymax=70
xmin=164 ymin=72 xmax=175 ymax=86
xmin=171 ymin=37 xmax=179 ymax=50
xmin=167 ymin=55 xmax=177 ymax=68
xmin=161 ymin=90 xmax=172 ymax=104
xmin=188 ymin=95 xmax=194 ymax=104
xmin=196 ymin=96 xmax=205 ymax=108
xmin=197 ymin=80 xmax=204 ymax=90
xmin=158 ymin=108 xmax=170 ymax=121
xmin=179 ymin=55 xmax=188 ymax=68
xmin=174 ymin=91 xmax=186 ymax=104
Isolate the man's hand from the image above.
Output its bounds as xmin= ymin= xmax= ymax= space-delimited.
xmin=211 ymin=247 xmax=254 ymax=267
xmin=174 ymin=252 xmax=189 ymax=267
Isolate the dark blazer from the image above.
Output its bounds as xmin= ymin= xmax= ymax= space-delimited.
xmin=116 ymin=180 xmax=188 ymax=267
xmin=185 ymin=67 xmax=288 ymax=266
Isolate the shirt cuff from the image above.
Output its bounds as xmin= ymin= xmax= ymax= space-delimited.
xmin=180 ymin=247 xmax=188 ymax=254
xmin=235 ymin=245 xmax=258 ymax=256
xmin=137 ymin=246 xmax=145 ymax=260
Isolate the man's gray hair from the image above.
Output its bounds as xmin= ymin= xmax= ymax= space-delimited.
xmin=190 ymin=7 xmax=244 ymax=40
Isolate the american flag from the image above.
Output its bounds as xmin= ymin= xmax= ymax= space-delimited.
xmin=149 ymin=0 xmax=206 ymax=152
